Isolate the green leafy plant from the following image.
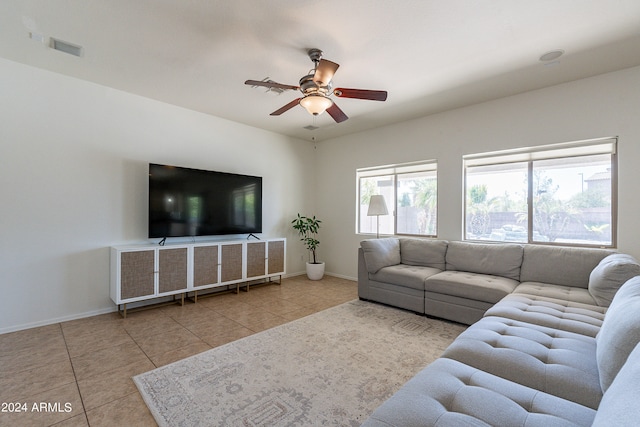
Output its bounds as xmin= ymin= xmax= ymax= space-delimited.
xmin=291 ymin=214 xmax=322 ymax=264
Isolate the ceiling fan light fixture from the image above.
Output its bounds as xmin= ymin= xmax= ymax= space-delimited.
xmin=300 ymin=95 xmax=333 ymax=116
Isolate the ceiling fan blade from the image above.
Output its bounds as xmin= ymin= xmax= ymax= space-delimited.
xmin=270 ymin=98 xmax=302 ymax=116
xmin=326 ymin=102 xmax=348 ymax=123
xmin=334 ymin=88 xmax=387 ymax=101
xmin=313 ymin=59 xmax=340 ymax=86
xmin=245 ymin=80 xmax=299 ymax=91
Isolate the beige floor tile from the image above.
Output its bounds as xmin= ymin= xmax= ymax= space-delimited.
xmin=260 ymin=298 xmax=307 ymax=316
xmin=86 ymin=392 xmax=157 ymax=427
xmin=179 ymin=315 xmax=245 ymax=338
xmin=60 ymin=312 xmax=123 ymax=338
xmin=221 ymin=307 xmax=282 ymax=328
xmin=245 ymin=315 xmax=290 ymax=332
xmin=0 ymin=276 xmax=358 ymax=426
xmin=159 ymin=301 xmax=217 ymax=321
xmin=0 ymin=324 xmax=65 ymax=358
xmin=136 ymin=328 xmax=204 ymax=359
xmin=194 ymin=291 xmax=243 ymax=308
xmin=149 ymin=341 xmax=212 ymax=367
xmin=77 ymin=358 xmax=156 ymax=411
xmin=200 ymin=326 xmax=255 ymax=348
xmin=71 ymin=341 xmax=150 ymax=381
xmin=207 ymin=300 xmax=257 ymax=316
xmin=234 ymin=285 xmax=279 ymax=299
xmin=241 ymin=292 xmax=294 ymax=307
xmin=51 ymin=414 xmax=90 ymax=427
xmin=279 ymin=293 xmax=323 ymax=307
xmin=280 ymin=306 xmax=320 ymax=321
xmin=0 ymin=358 xmax=76 ymax=402
xmin=64 ymin=327 xmax=134 ymax=358
xmin=0 ymin=341 xmax=69 ymax=375
xmin=122 ymin=313 xmax=184 ymax=341
xmin=0 ymin=382 xmax=83 ymax=427
xmin=167 ymin=308 xmax=227 ymax=331
xmin=61 ymin=320 xmax=128 ymax=343
xmin=306 ymin=298 xmax=346 ymax=312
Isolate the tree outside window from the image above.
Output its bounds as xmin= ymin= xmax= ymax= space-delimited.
xmin=357 ymin=162 xmax=437 ymax=237
xmin=464 ymin=140 xmax=616 ymax=247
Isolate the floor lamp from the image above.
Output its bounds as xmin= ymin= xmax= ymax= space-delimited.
xmin=367 ymin=195 xmax=389 ymax=239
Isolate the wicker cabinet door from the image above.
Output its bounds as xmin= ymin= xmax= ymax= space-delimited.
xmin=158 ymin=247 xmax=188 ymax=293
xmin=193 ymin=245 xmax=219 ymax=287
xmin=120 ymin=250 xmax=155 ymax=300
xmin=247 ymin=242 xmax=266 ymax=278
xmin=221 ymin=243 xmax=243 ymax=283
xmin=267 ymin=240 xmax=285 ymax=275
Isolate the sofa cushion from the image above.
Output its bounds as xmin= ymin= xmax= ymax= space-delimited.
xmin=596 ymin=276 xmax=640 ymax=392
xmin=400 ymin=238 xmax=448 ymax=270
xmin=442 ymin=316 xmax=601 ymax=409
xmin=362 ymin=357 xmax=596 ymax=427
xmin=592 ymin=342 xmax=640 ymax=426
xmin=445 ymin=241 xmax=523 ymax=281
xmin=514 ymin=282 xmax=598 ymax=306
xmin=425 ymin=292 xmax=492 ymax=325
xmin=371 ymin=264 xmax=440 ymax=291
xmin=589 ymin=253 xmax=640 ymax=307
xmin=425 ymin=271 xmax=518 ymax=304
xmin=360 ymin=238 xmax=401 ymax=274
xmin=485 ymin=294 xmax=605 ymax=337
xmin=520 ymin=245 xmax=612 ymax=288
xmin=367 ymin=280 xmax=425 ymax=313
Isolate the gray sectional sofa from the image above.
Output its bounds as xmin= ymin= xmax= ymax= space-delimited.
xmin=358 ymin=238 xmax=618 ymax=324
xmin=358 ymin=238 xmax=640 ymax=426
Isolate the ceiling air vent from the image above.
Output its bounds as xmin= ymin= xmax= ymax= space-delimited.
xmin=50 ymin=38 xmax=83 ymax=57
xmin=304 ymin=125 xmax=319 ymax=131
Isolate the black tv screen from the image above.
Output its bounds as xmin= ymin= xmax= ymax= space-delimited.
xmin=148 ymin=163 xmax=262 ymax=238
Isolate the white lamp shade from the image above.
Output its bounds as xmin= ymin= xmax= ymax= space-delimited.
xmin=367 ymin=195 xmax=389 ymax=216
xmin=300 ymin=95 xmax=333 ymax=116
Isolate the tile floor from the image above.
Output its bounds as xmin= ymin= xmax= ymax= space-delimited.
xmin=0 ymin=275 xmax=358 ymax=427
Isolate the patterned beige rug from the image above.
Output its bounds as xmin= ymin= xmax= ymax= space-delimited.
xmin=134 ymin=300 xmax=466 ymax=426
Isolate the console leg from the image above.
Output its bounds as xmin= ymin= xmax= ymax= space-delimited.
xmin=118 ymin=303 xmax=127 ymax=318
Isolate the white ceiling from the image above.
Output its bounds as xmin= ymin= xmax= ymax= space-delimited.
xmin=2 ymin=1 xmax=640 ymax=142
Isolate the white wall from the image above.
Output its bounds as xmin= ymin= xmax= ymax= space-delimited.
xmin=3 ymin=58 xmax=640 ymax=334
xmin=315 ymin=66 xmax=640 ymax=279
xmin=0 ymin=58 xmax=315 ymax=333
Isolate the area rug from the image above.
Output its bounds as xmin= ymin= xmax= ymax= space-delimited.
xmin=134 ymin=300 xmax=466 ymax=426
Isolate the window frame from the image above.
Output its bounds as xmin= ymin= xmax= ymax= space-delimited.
xmin=357 ymin=160 xmax=438 ymax=237
xmin=463 ymin=137 xmax=618 ymax=248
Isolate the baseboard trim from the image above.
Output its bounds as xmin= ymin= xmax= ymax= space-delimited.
xmin=0 ymin=306 xmax=117 ymax=335
xmin=0 ymin=273 xmax=357 ymax=335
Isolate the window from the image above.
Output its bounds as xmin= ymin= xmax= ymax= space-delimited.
xmin=357 ymin=161 xmax=437 ymax=237
xmin=464 ymin=138 xmax=617 ymax=247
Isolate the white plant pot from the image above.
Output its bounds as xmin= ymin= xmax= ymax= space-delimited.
xmin=306 ymin=262 xmax=325 ymax=281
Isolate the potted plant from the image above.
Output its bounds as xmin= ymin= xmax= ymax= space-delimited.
xmin=291 ymin=214 xmax=325 ymax=280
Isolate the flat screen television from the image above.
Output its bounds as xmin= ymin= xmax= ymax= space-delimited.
xmin=148 ymin=163 xmax=262 ymax=238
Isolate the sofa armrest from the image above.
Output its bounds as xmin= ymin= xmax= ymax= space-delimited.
xmin=358 ymin=248 xmax=370 ymax=299
xmin=593 ymin=342 xmax=640 ymax=426
xmin=360 ymin=238 xmax=401 ymax=273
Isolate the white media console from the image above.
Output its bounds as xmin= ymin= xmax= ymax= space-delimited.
xmin=110 ymin=238 xmax=286 ymax=317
